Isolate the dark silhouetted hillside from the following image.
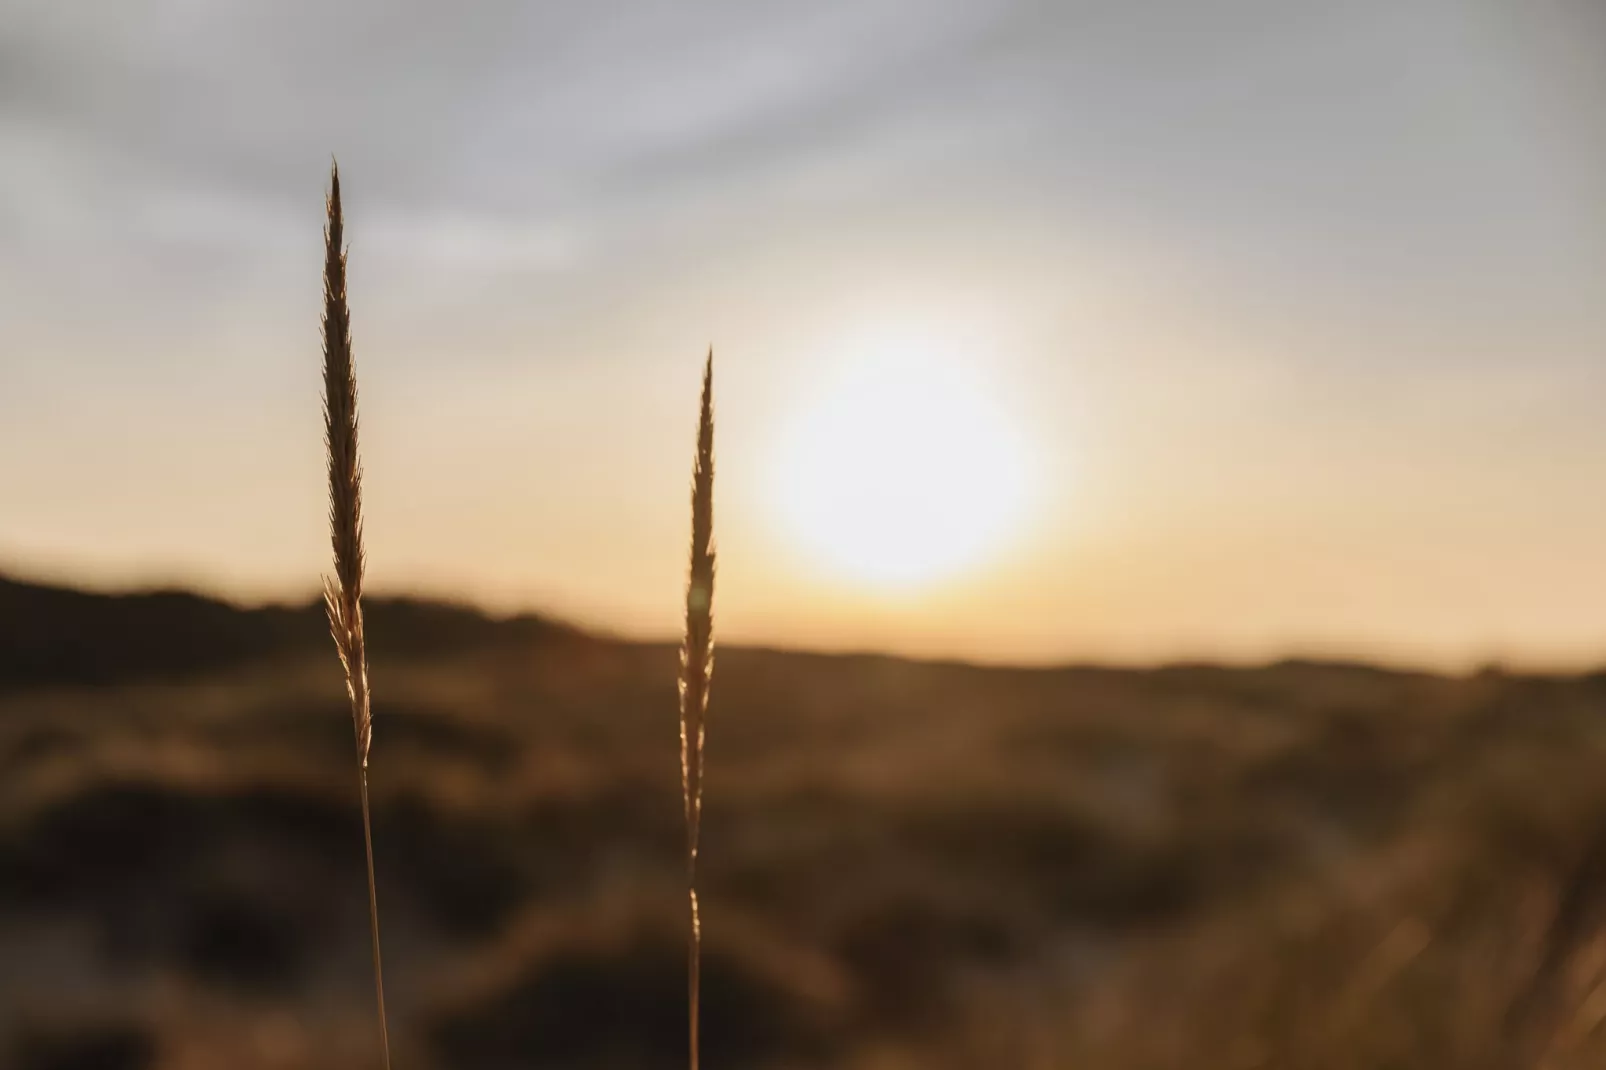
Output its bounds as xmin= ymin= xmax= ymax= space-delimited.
xmin=0 ymin=574 xmax=583 ymax=690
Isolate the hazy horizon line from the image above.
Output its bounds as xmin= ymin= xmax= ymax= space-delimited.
xmin=7 ymin=559 xmax=1600 ymax=680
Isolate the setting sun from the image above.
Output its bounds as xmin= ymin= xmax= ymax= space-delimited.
xmin=768 ymin=332 xmax=1036 ymax=591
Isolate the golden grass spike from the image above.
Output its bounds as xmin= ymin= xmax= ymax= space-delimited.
xmin=321 ymin=159 xmax=391 ymax=1070
xmin=680 ymin=348 xmax=716 ymax=1070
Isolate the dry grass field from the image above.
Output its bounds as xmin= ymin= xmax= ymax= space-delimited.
xmin=6 ymin=575 xmax=1606 ymax=1069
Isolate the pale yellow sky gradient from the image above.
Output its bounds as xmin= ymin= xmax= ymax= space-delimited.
xmin=2 ymin=1 xmax=1604 ymax=669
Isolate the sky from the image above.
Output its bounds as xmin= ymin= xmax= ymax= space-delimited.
xmin=1 ymin=0 xmax=1604 ymax=669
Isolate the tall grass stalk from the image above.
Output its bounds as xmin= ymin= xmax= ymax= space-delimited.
xmin=321 ymin=160 xmax=392 ymax=1070
xmin=680 ymin=350 xmax=716 ymax=1070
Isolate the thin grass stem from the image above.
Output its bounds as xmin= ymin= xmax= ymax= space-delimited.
xmin=680 ymin=350 xmax=716 ymax=1070
xmin=321 ymin=159 xmax=392 ymax=1070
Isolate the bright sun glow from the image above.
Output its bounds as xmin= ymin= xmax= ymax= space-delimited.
xmin=770 ymin=331 xmax=1035 ymax=591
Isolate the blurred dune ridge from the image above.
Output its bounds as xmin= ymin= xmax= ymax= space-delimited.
xmin=6 ymin=572 xmax=1606 ymax=1066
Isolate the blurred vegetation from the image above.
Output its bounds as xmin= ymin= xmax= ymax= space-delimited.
xmin=4 ymin=575 xmax=1606 ymax=1068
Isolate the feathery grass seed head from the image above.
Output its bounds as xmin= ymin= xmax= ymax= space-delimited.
xmin=318 ymin=159 xmax=391 ymax=1070
xmin=679 ymin=348 xmax=716 ymax=1070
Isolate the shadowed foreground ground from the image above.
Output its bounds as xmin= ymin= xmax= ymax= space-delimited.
xmin=5 ymin=576 xmax=1606 ymax=1068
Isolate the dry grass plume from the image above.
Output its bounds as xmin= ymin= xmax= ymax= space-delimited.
xmin=680 ymin=349 xmax=716 ymax=1070
xmin=321 ymin=159 xmax=392 ymax=1070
